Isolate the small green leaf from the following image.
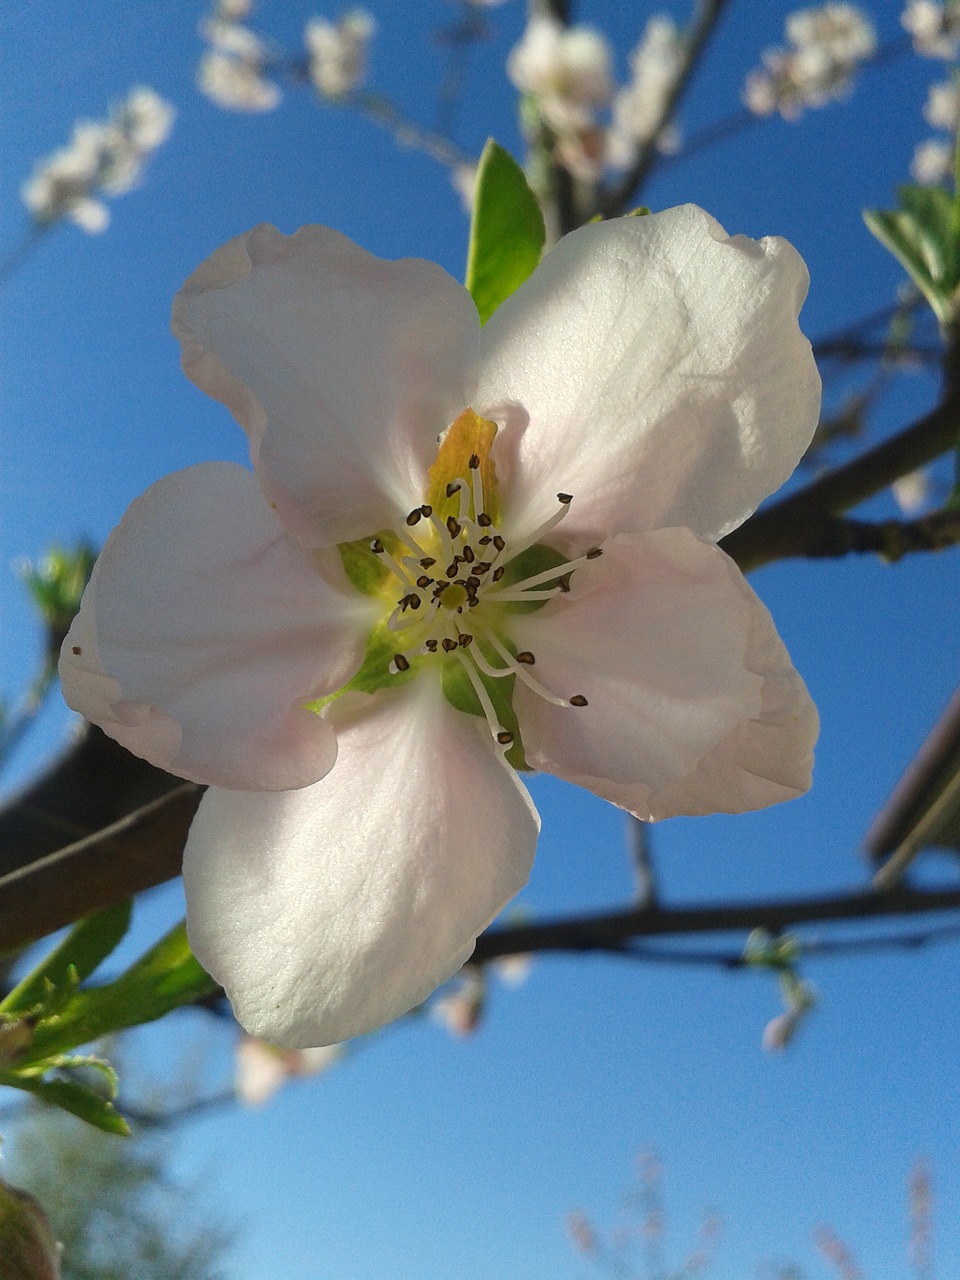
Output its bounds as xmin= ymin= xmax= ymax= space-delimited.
xmin=0 ymin=901 xmax=132 ymax=1016
xmin=5 ymin=1072 xmax=130 ymax=1136
xmin=22 ymin=922 xmax=216 ymax=1063
xmin=306 ymin=618 xmax=417 ymax=713
xmin=466 ymin=139 xmax=545 ymax=325
xmin=865 ymin=185 xmax=960 ymax=324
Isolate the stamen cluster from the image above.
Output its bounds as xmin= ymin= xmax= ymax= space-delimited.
xmin=371 ymin=453 xmax=599 ymax=748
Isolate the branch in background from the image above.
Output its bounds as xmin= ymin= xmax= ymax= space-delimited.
xmin=721 ymin=395 xmax=960 ymax=571
xmin=472 ymin=884 xmax=960 ymax=963
xmin=599 ymin=0 xmax=732 ymax=218
xmin=795 ymin=508 xmax=960 ymax=560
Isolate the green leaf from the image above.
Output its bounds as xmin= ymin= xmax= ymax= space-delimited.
xmin=466 ymin=139 xmax=545 ymax=325
xmin=21 ymin=922 xmax=216 ymax=1063
xmin=865 ymin=185 xmax=960 ymax=324
xmin=5 ymin=1073 xmax=130 ymax=1136
xmin=0 ymin=901 xmax=132 ymax=1016
xmin=338 ymin=535 xmax=391 ymax=596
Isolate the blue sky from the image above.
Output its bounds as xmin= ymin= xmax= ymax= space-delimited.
xmin=2 ymin=1 xmax=960 ymax=1276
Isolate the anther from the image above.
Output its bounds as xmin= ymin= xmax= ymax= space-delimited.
xmin=557 ymin=492 xmax=573 ymax=505
xmin=468 ymin=454 xmax=480 ymax=469
xmin=405 ymin=509 xmax=422 ymax=526
xmin=416 ymin=575 xmax=433 ymax=589
xmin=420 ymin=557 xmax=436 ymax=569
xmin=478 ymin=536 xmax=492 ymax=546
xmin=424 ymin=639 xmax=438 ymax=653
xmin=492 ymin=566 xmax=505 ymax=582
xmin=445 ymin=482 xmax=461 ymax=499
xmin=477 ymin=513 xmax=492 ymax=527
xmin=557 ymin=575 xmax=571 ymax=593
xmin=585 ymin=547 xmax=603 ymax=559
xmin=420 ymin=504 xmax=433 ymax=518
xmin=492 ymin=535 xmax=505 ymax=552
xmin=446 ymin=515 xmax=461 ymax=537
xmin=442 ymin=637 xmax=458 ymax=652
xmin=461 ymin=545 xmax=475 ymax=564
xmin=457 ymin=633 xmax=473 ymax=647
xmin=446 ymin=563 xmax=459 ymax=578
xmin=475 ymin=562 xmax=492 ymax=575
xmin=569 ymin=694 xmax=588 ymax=707
xmin=370 ymin=538 xmax=385 ymax=554
xmin=400 ymin=593 xmax=421 ymax=611
xmin=392 ymin=653 xmax=410 ymax=672
xmin=515 ymin=651 xmax=535 ymax=665
xmin=496 ymin=730 xmax=514 ymax=746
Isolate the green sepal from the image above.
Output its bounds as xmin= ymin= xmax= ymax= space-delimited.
xmin=441 ymin=641 xmax=528 ymax=771
xmin=466 ymin=139 xmax=546 ymax=325
xmin=306 ymin=618 xmax=417 ymax=713
xmin=864 ymin=185 xmax=960 ymax=325
xmin=497 ymin=541 xmax=571 ymax=613
xmin=0 ymin=901 xmax=131 ymax=1017
xmin=338 ymin=535 xmax=392 ymax=596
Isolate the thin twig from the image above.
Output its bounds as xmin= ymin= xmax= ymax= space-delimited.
xmin=599 ymin=0 xmax=732 ymax=218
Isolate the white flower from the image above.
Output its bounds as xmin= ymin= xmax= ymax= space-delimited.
xmin=235 ymin=1034 xmax=342 ymax=1105
xmin=21 ymin=89 xmax=173 ymax=232
xmin=744 ymin=4 xmax=875 ymax=119
xmin=60 ymin=208 xmax=820 ymax=1048
xmin=198 ymin=49 xmax=280 ymax=111
xmin=911 ymin=136 xmax=954 ymax=183
xmin=924 ymin=78 xmax=960 ymax=130
xmin=305 ymin=10 xmax=375 ymax=99
xmin=892 ymin=469 xmax=931 ymax=514
xmin=610 ymin=16 xmax=685 ymax=160
xmin=903 ymin=0 xmax=960 ymax=57
xmin=508 ymin=15 xmax=614 ymax=131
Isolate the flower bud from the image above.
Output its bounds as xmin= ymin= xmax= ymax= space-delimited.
xmin=0 ymin=1174 xmax=61 ymax=1280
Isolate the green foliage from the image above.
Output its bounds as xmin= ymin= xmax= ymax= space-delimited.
xmin=465 ymin=139 xmax=545 ymax=325
xmin=17 ymin=543 xmax=96 ymax=652
xmin=8 ymin=1108 xmax=233 ymax=1279
xmin=0 ymin=913 xmax=217 ymax=1135
xmin=864 ymin=184 xmax=960 ymax=326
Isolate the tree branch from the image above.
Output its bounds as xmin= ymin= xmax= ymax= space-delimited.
xmin=599 ymin=0 xmax=732 ymax=218
xmin=471 ymin=884 xmax=960 ymax=963
xmin=720 ymin=396 xmax=960 ymax=571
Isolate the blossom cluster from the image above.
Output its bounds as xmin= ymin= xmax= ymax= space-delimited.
xmin=197 ymin=0 xmax=281 ymax=112
xmin=743 ymin=4 xmax=876 ymax=120
xmin=507 ymin=13 xmax=685 ymax=182
xmin=21 ymin=88 xmax=173 ymax=233
xmin=903 ymin=0 xmax=960 ymax=58
xmin=197 ymin=1 xmax=375 ymax=112
xmin=911 ymin=75 xmax=960 ymax=182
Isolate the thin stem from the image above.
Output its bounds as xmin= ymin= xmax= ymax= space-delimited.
xmin=0 ymin=225 xmax=49 ymax=289
xmin=599 ymin=0 xmax=732 ymax=218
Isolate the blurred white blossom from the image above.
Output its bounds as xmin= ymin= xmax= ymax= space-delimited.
xmin=911 ymin=136 xmax=954 ymax=182
xmin=493 ymin=952 xmax=533 ymax=987
xmin=608 ymin=16 xmax=685 ymax=166
xmin=433 ymin=969 xmax=485 ymax=1038
xmin=903 ymin=0 xmax=960 ymax=58
xmin=744 ymin=4 xmax=876 ymax=119
xmin=305 ymin=10 xmax=376 ymax=99
xmin=892 ymin=469 xmax=931 ymax=515
xmin=508 ymin=15 xmax=614 ymax=132
xmin=235 ymin=1034 xmax=343 ymax=1106
xmin=21 ymin=87 xmax=174 ymax=233
xmin=451 ymin=161 xmax=478 ymax=211
xmin=197 ymin=2 xmax=280 ymax=111
xmin=924 ymin=77 xmax=960 ymax=130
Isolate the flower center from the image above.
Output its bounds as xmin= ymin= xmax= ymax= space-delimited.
xmin=367 ymin=409 xmax=598 ymax=753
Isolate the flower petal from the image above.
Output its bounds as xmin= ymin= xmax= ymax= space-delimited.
xmin=509 ymin=528 xmax=817 ymax=820
xmin=60 ymin=462 xmax=377 ymax=789
xmin=183 ymin=680 xmax=540 ymax=1047
xmin=477 ymin=204 xmax=820 ymax=548
xmin=172 ymin=223 xmax=481 ymax=546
